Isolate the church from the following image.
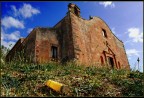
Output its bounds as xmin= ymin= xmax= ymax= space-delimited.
xmin=6 ymin=3 xmax=130 ymax=69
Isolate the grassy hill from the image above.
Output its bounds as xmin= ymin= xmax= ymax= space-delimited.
xmin=1 ymin=61 xmax=144 ymax=97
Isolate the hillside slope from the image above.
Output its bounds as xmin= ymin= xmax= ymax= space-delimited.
xmin=1 ymin=61 xmax=144 ymax=97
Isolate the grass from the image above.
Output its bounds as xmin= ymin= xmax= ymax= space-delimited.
xmin=1 ymin=60 xmax=144 ymax=97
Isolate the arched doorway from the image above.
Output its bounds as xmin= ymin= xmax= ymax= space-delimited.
xmin=103 ymin=47 xmax=117 ymax=69
xmin=107 ymin=56 xmax=114 ymax=68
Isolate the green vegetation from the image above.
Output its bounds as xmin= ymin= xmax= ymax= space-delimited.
xmin=1 ymin=61 xmax=143 ymax=97
xmin=1 ymin=46 xmax=144 ymax=97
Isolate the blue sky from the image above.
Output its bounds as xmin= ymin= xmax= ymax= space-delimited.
xmin=1 ymin=1 xmax=143 ymax=72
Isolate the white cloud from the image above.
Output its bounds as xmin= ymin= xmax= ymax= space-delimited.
xmin=1 ymin=27 xmax=20 ymax=50
xmin=2 ymin=27 xmax=21 ymax=41
xmin=127 ymin=28 xmax=143 ymax=43
xmin=19 ymin=3 xmax=40 ymax=18
xmin=126 ymin=49 xmax=140 ymax=57
xmin=99 ymin=1 xmax=115 ymax=8
xmin=7 ymin=31 xmax=21 ymax=41
xmin=2 ymin=16 xmax=24 ymax=29
xmin=27 ymin=28 xmax=33 ymax=33
xmin=11 ymin=3 xmax=40 ymax=18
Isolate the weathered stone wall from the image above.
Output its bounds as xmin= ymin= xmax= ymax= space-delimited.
xmin=6 ymin=38 xmax=24 ymax=62
xmin=35 ymin=14 xmax=75 ymax=64
xmin=6 ymin=4 xmax=129 ymax=70
xmin=21 ymin=29 xmax=36 ymax=63
xmin=6 ymin=14 xmax=75 ymax=64
xmin=6 ymin=29 xmax=36 ymax=63
xmin=70 ymin=12 xmax=129 ymax=69
xmin=54 ymin=14 xmax=75 ymax=62
xmin=113 ymin=36 xmax=129 ymax=69
xmin=35 ymin=27 xmax=58 ymax=64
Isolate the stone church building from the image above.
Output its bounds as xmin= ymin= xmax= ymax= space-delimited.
xmin=6 ymin=3 xmax=130 ymax=69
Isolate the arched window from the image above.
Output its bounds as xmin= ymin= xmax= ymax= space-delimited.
xmin=102 ymin=29 xmax=107 ymax=38
xmin=100 ymin=56 xmax=104 ymax=65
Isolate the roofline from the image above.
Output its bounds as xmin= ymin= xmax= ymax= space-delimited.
xmin=53 ymin=15 xmax=67 ymax=28
xmin=72 ymin=13 xmax=123 ymax=43
xmin=6 ymin=38 xmax=25 ymax=57
xmin=96 ymin=16 xmax=123 ymax=43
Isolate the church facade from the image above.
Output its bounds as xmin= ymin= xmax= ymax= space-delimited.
xmin=6 ymin=3 xmax=130 ymax=69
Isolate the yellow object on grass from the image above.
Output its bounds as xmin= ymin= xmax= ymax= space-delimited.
xmin=45 ymin=80 xmax=63 ymax=92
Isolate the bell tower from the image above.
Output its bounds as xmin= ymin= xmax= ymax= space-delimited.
xmin=68 ymin=3 xmax=80 ymax=17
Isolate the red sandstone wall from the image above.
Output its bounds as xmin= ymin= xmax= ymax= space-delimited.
xmin=35 ymin=14 xmax=75 ymax=64
xmin=113 ymin=36 xmax=130 ymax=69
xmin=6 ymin=10 xmax=129 ymax=69
xmin=70 ymin=12 xmax=129 ymax=69
xmin=6 ymin=38 xmax=24 ymax=61
xmin=21 ymin=29 xmax=36 ymax=63
xmin=35 ymin=28 xmax=59 ymax=64
xmin=6 ymin=29 xmax=36 ymax=63
xmin=54 ymin=14 xmax=75 ymax=62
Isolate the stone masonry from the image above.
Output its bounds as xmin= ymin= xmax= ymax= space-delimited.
xmin=6 ymin=3 xmax=130 ymax=70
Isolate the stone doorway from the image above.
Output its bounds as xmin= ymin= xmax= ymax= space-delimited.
xmin=108 ymin=56 xmax=114 ymax=68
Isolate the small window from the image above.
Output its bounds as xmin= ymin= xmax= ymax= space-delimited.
xmin=102 ymin=29 xmax=107 ymax=38
xmin=51 ymin=46 xmax=58 ymax=59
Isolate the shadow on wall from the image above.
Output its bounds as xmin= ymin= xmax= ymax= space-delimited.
xmin=61 ymin=56 xmax=69 ymax=63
